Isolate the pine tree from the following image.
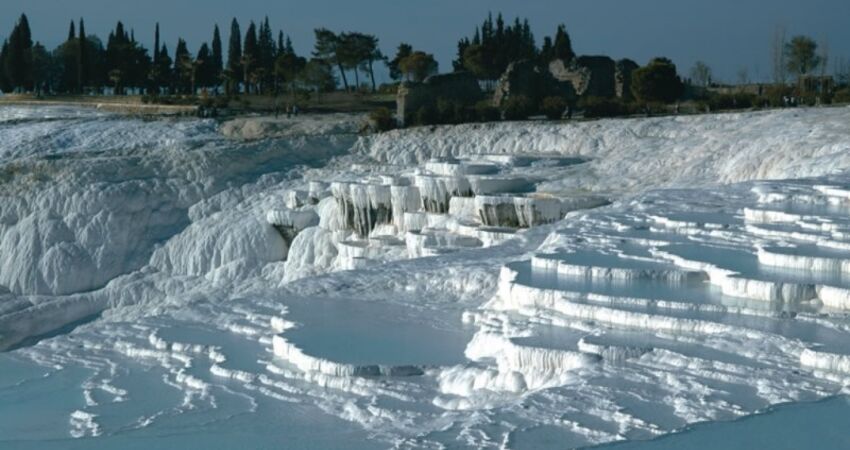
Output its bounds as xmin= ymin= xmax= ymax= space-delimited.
xmin=0 ymin=41 xmax=9 ymax=92
xmin=242 ymin=21 xmax=258 ymax=93
xmin=387 ymin=43 xmax=412 ymax=81
xmin=227 ymin=18 xmax=242 ymax=89
xmin=196 ymin=42 xmax=212 ymax=88
xmin=211 ymin=25 xmax=223 ymax=84
xmin=78 ymin=18 xmax=88 ymax=91
xmin=5 ymin=14 xmax=34 ymax=91
xmin=174 ymin=38 xmax=192 ymax=93
xmin=552 ymin=25 xmax=574 ymax=62
xmin=313 ymin=28 xmax=346 ymax=90
xmin=154 ymin=23 xmax=160 ymax=65
xmin=257 ymin=17 xmax=275 ymax=92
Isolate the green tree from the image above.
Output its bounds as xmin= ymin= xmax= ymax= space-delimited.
xmin=211 ymin=25 xmax=223 ymax=88
xmin=453 ymin=38 xmax=470 ymax=72
xmin=387 ymin=43 xmax=412 ymax=81
xmin=0 ymin=41 xmax=9 ymax=92
xmin=242 ymin=22 xmax=258 ymax=93
xmin=455 ymin=13 xmax=537 ymax=81
xmin=196 ymin=42 xmax=213 ymax=89
xmin=77 ymin=18 xmax=89 ymax=92
xmin=274 ymin=50 xmax=306 ymax=97
xmin=57 ymin=22 xmax=79 ymax=92
xmin=462 ymin=44 xmax=488 ymax=79
xmin=336 ymin=32 xmax=363 ymax=89
xmin=299 ymin=58 xmax=337 ymax=101
xmin=552 ymin=24 xmax=574 ymax=62
xmin=631 ymin=57 xmax=684 ymax=103
xmin=346 ymin=32 xmax=382 ymax=91
xmin=173 ymin=38 xmax=192 ymax=93
xmin=4 ymin=14 xmax=34 ymax=91
xmin=399 ymin=51 xmax=438 ymax=82
xmin=227 ymin=19 xmax=242 ymax=90
xmin=31 ymin=43 xmax=52 ymax=93
xmin=313 ymin=28 xmax=346 ymax=91
xmin=784 ymin=35 xmax=821 ymax=79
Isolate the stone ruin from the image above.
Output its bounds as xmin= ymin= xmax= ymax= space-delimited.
xmin=493 ymin=56 xmax=641 ymax=107
xmin=396 ymin=57 xmax=641 ymax=125
xmin=396 ymin=72 xmax=483 ymax=126
xmin=491 ymin=60 xmax=576 ymax=109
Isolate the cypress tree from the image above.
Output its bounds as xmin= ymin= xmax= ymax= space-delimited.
xmin=227 ymin=19 xmax=242 ymax=86
xmin=196 ymin=42 xmax=212 ymax=88
xmin=242 ymin=21 xmax=258 ymax=93
xmin=68 ymin=21 xmax=76 ymax=41
xmin=211 ymin=25 xmax=223 ymax=81
xmin=78 ymin=18 xmax=87 ymax=91
xmin=5 ymin=14 xmax=34 ymax=91
xmin=0 ymin=41 xmax=9 ymax=92
xmin=174 ymin=38 xmax=191 ymax=93
xmin=552 ymin=25 xmax=574 ymax=62
xmin=154 ymin=23 xmax=160 ymax=64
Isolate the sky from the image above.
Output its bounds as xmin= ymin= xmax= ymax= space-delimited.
xmin=1 ymin=0 xmax=848 ymax=84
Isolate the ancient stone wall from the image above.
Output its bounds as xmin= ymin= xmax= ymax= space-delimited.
xmin=396 ymin=72 xmax=482 ymax=126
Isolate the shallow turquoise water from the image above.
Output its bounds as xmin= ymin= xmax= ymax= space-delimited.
xmin=596 ymin=396 xmax=850 ymax=450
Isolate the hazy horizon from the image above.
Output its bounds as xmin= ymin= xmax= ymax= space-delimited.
xmin=1 ymin=0 xmax=848 ymax=84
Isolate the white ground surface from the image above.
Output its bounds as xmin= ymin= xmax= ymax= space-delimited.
xmin=2 ymin=105 xmax=850 ymax=449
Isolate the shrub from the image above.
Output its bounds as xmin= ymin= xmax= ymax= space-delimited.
xmin=415 ymin=104 xmax=438 ymax=126
xmin=214 ymin=96 xmax=231 ymax=108
xmin=502 ymin=95 xmax=535 ymax=121
xmin=631 ymin=58 xmax=685 ymax=103
xmin=474 ymin=101 xmax=500 ymax=122
xmin=436 ymin=98 xmax=458 ymax=124
xmin=834 ymin=88 xmax=850 ymax=104
xmin=454 ymin=103 xmax=476 ymax=124
xmin=541 ymin=96 xmax=568 ymax=120
xmin=707 ymin=93 xmax=756 ymax=111
xmin=369 ymin=107 xmax=396 ymax=132
xmin=579 ymin=96 xmax=628 ymax=118
xmin=378 ymin=83 xmax=399 ymax=94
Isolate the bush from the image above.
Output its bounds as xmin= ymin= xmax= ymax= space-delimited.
xmin=415 ymin=104 xmax=438 ymax=126
xmin=436 ymin=98 xmax=458 ymax=124
xmin=631 ymin=58 xmax=685 ymax=103
xmin=834 ymin=88 xmax=850 ymax=104
xmin=758 ymin=85 xmax=793 ymax=108
xmin=502 ymin=95 xmax=535 ymax=121
xmin=455 ymin=103 xmax=476 ymax=124
xmin=707 ymin=93 xmax=756 ymax=111
xmin=214 ymin=96 xmax=231 ymax=108
xmin=377 ymin=83 xmax=399 ymax=94
xmin=369 ymin=107 xmax=396 ymax=132
xmin=474 ymin=101 xmax=500 ymax=122
xmin=541 ymin=96 xmax=568 ymax=120
xmin=579 ymin=97 xmax=628 ymax=118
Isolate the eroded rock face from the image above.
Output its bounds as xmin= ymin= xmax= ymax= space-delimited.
xmin=396 ymin=72 xmax=483 ymax=126
xmin=546 ymin=56 xmax=638 ymax=101
xmin=549 ymin=56 xmax=617 ymax=99
xmin=492 ymin=60 xmax=576 ymax=108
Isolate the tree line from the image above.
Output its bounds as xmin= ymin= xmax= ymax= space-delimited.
xmin=451 ymin=13 xmax=575 ymax=82
xmin=0 ymin=14 xmax=400 ymax=96
xmin=0 ymin=12 xmax=579 ymax=96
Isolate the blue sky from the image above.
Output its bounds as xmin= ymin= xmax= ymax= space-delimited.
xmin=2 ymin=0 xmax=848 ymax=83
